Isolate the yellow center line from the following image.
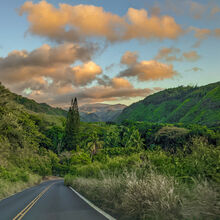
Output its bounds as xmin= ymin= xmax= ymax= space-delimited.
xmin=13 ymin=183 xmax=55 ymax=220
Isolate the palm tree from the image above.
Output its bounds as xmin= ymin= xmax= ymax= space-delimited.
xmin=86 ymin=132 xmax=103 ymax=161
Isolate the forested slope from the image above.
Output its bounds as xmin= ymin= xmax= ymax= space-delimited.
xmin=0 ymin=83 xmax=64 ymax=198
xmin=0 ymin=83 xmax=67 ymax=117
xmin=116 ymin=82 xmax=220 ymax=127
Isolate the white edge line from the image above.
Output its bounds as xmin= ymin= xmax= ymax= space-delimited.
xmin=69 ymin=186 xmax=116 ymax=220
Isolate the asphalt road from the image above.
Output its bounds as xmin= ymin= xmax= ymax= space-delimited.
xmin=0 ymin=180 xmax=109 ymax=220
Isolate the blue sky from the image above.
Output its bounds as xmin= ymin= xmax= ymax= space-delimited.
xmin=0 ymin=0 xmax=219 ymax=107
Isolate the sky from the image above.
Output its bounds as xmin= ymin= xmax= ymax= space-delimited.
xmin=0 ymin=0 xmax=220 ymax=107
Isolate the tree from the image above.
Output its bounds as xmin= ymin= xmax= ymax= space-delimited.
xmin=104 ymin=126 xmax=121 ymax=148
xmin=46 ymin=126 xmax=64 ymax=153
xmin=86 ymin=131 xmax=103 ymax=162
xmin=121 ymin=126 xmax=144 ymax=149
xmin=63 ymin=98 xmax=80 ymax=151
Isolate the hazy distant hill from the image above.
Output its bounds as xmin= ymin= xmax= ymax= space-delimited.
xmin=0 ymin=83 xmax=126 ymax=122
xmin=79 ymin=103 xmax=126 ymax=122
xmin=116 ymin=82 xmax=220 ymax=127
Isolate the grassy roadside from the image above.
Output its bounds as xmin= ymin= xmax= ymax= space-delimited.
xmin=64 ymin=138 xmax=220 ymax=220
xmin=65 ymin=171 xmax=220 ymax=220
xmin=0 ymin=175 xmax=62 ymax=200
xmin=0 ymin=173 xmax=41 ymax=200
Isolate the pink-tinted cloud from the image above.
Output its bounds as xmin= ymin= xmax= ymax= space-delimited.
xmin=111 ymin=77 xmax=133 ymax=89
xmin=39 ymin=86 xmax=158 ymax=106
xmin=191 ymin=27 xmax=211 ymax=40
xmin=121 ymin=51 xmax=138 ymax=65
xmin=119 ymin=60 xmax=177 ymax=82
xmin=155 ymin=47 xmax=200 ymax=62
xmin=19 ymin=1 xmax=183 ymax=43
xmin=189 ymin=26 xmax=211 ymax=47
xmin=155 ymin=47 xmax=181 ymax=62
xmin=214 ymin=28 xmax=220 ymax=38
xmin=0 ymin=44 xmax=164 ymax=106
xmin=210 ymin=6 xmax=220 ymax=16
xmin=0 ymin=44 xmax=101 ymax=91
xmin=183 ymin=51 xmax=200 ymax=61
xmin=68 ymin=61 xmax=102 ymax=86
xmin=186 ymin=67 xmax=202 ymax=72
xmin=0 ymin=43 xmax=95 ymax=70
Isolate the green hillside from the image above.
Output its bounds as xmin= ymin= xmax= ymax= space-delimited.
xmin=0 ymin=83 xmax=67 ymax=117
xmin=0 ymin=82 xmax=65 ymax=198
xmin=116 ymin=82 xmax=220 ymax=127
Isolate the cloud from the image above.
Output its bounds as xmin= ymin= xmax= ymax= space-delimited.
xmin=0 ymin=43 xmax=95 ymax=70
xmin=191 ymin=27 xmax=211 ymax=40
xmin=155 ymin=47 xmax=181 ymax=62
xmin=186 ymin=67 xmax=202 ymax=72
xmin=123 ymin=8 xmax=183 ymax=40
xmin=19 ymin=1 xmax=183 ymax=43
xmin=214 ymin=28 xmax=220 ymax=38
xmin=121 ymin=51 xmax=138 ymax=65
xmin=38 ymin=86 xmax=158 ymax=106
xmin=0 ymin=44 xmax=101 ymax=90
xmin=210 ymin=6 xmax=220 ymax=16
xmin=189 ymin=1 xmax=206 ymax=19
xmin=96 ymin=75 xmax=132 ymax=89
xmin=96 ymin=75 xmax=111 ymax=87
xmin=119 ymin=60 xmax=177 ymax=82
xmin=189 ymin=26 xmax=213 ymax=48
xmin=189 ymin=26 xmax=211 ymax=47
xmin=0 ymin=45 xmax=161 ymax=106
xmin=111 ymin=77 xmax=133 ymax=89
xmin=19 ymin=80 xmax=159 ymax=107
xmin=155 ymin=47 xmax=201 ymax=62
xmin=183 ymin=51 xmax=200 ymax=61
xmin=68 ymin=61 xmax=102 ymax=86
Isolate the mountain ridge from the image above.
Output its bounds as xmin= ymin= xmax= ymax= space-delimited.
xmin=79 ymin=103 xmax=126 ymax=122
xmin=0 ymin=83 xmax=127 ymax=122
xmin=116 ymin=81 xmax=220 ymax=127
xmin=0 ymin=82 xmax=67 ymax=117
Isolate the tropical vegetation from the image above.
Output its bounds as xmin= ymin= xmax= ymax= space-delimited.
xmin=116 ymin=81 xmax=220 ymax=127
xmin=0 ymin=81 xmax=220 ymax=219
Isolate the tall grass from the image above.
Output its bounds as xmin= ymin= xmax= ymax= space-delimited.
xmin=0 ymin=173 xmax=41 ymax=200
xmin=121 ymin=172 xmax=181 ymax=220
xmin=65 ymin=170 xmax=220 ymax=220
xmin=181 ymin=180 xmax=220 ymax=219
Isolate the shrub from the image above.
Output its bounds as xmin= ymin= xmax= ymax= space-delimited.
xmin=155 ymin=126 xmax=189 ymax=152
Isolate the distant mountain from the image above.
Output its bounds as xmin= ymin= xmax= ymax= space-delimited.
xmin=0 ymin=83 xmax=127 ymax=122
xmin=116 ymin=82 xmax=220 ymax=127
xmin=0 ymin=82 xmax=67 ymax=117
xmin=79 ymin=103 xmax=126 ymax=122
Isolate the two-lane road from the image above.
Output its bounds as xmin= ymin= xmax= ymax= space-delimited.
xmin=0 ymin=180 xmax=111 ymax=220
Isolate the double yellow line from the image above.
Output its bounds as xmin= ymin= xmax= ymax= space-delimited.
xmin=13 ymin=183 xmax=54 ymax=220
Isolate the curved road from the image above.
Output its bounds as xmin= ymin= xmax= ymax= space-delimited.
xmin=0 ymin=180 xmax=110 ymax=220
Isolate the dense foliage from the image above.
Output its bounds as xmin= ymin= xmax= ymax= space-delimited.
xmin=1 ymin=82 xmax=220 ymax=219
xmin=116 ymin=81 xmax=220 ymax=127
xmin=0 ymin=83 xmax=63 ymax=198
